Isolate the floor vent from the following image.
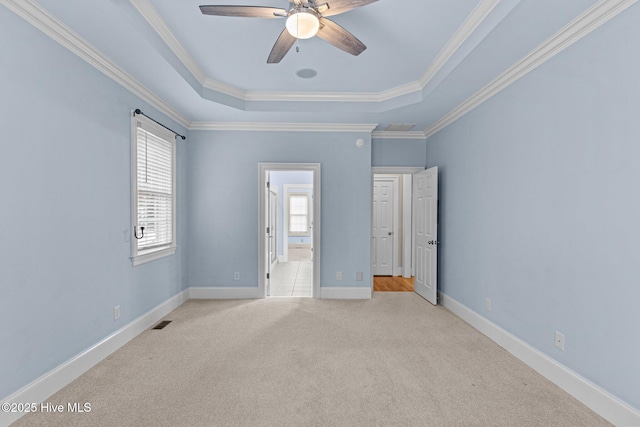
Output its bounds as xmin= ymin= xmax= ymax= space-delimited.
xmin=152 ymin=320 xmax=172 ymax=330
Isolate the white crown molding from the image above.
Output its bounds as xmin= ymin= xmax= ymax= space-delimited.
xmin=424 ymin=0 xmax=639 ymax=139
xmin=377 ymin=81 xmax=425 ymax=103
xmin=190 ymin=121 xmax=377 ymax=133
xmin=130 ymin=0 xmax=207 ymax=84
xmin=204 ymin=77 xmax=248 ymax=100
xmin=418 ymin=0 xmax=500 ymax=88
xmin=1 ymin=0 xmax=191 ymax=129
xmin=9 ymin=0 xmax=633 ymax=137
xmin=242 ymin=80 xmax=424 ymax=104
xmin=243 ymin=90 xmax=383 ymax=103
xmin=132 ymin=0 xmax=498 ymax=106
xmin=372 ymin=131 xmax=427 ymax=140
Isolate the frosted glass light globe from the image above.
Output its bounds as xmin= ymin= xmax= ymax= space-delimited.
xmin=286 ymin=10 xmax=320 ymax=39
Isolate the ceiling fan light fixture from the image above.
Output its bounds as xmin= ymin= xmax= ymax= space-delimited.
xmin=286 ymin=9 xmax=320 ymax=39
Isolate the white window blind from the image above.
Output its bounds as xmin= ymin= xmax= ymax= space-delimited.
xmin=132 ymin=114 xmax=176 ymax=265
xmin=289 ymin=194 xmax=309 ymax=235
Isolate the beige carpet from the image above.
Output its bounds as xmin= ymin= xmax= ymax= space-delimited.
xmin=13 ymin=293 xmax=609 ymax=426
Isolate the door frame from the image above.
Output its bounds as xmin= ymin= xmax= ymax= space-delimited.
xmin=259 ymin=163 xmax=321 ymax=298
xmin=371 ymin=167 xmax=424 ymax=295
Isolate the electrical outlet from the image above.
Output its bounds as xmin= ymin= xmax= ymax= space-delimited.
xmin=336 ymin=272 xmax=342 ymax=281
xmin=356 ymin=272 xmax=363 ymax=281
xmin=114 ymin=305 xmax=120 ymax=320
xmin=234 ymin=272 xmax=240 ymax=281
xmin=555 ymin=331 xmax=565 ymax=351
xmin=485 ymin=298 xmax=491 ymax=311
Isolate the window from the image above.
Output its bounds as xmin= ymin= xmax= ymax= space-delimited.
xmin=289 ymin=193 xmax=310 ymax=236
xmin=131 ymin=114 xmax=176 ymax=266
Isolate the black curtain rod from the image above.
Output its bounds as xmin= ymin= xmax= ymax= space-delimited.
xmin=134 ymin=109 xmax=186 ymax=140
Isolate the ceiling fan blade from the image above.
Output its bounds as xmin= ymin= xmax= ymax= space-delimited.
xmin=199 ymin=5 xmax=287 ymax=18
xmin=321 ymin=0 xmax=377 ymax=17
xmin=267 ymin=29 xmax=296 ymax=63
xmin=317 ymin=18 xmax=366 ymax=56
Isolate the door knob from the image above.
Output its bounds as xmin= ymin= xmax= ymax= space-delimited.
xmin=388 ymin=232 xmax=393 ymax=236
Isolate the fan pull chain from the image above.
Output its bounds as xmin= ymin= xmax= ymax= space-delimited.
xmin=296 ymin=13 xmax=300 ymax=52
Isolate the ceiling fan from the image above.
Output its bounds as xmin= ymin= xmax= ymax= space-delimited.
xmin=199 ymin=0 xmax=377 ymax=63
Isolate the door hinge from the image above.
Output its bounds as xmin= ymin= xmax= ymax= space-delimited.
xmin=266 ymin=227 xmax=270 ymax=234
xmin=267 ymin=181 xmax=270 ymax=188
xmin=266 ymin=273 xmax=270 ymax=279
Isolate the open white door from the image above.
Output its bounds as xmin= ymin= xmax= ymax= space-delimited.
xmin=413 ymin=167 xmax=438 ymax=305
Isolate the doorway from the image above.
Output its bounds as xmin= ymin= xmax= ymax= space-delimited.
xmin=371 ymin=167 xmax=425 ymax=296
xmin=258 ymin=163 xmax=321 ymax=298
xmin=272 ymin=176 xmax=313 ymax=296
xmin=372 ymin=172 xmax=415 ymax=281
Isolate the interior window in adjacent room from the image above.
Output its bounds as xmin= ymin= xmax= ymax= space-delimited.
xmin=289 ymin=193 xmax=310 ymax=236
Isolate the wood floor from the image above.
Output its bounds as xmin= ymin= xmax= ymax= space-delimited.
xmin=373 ymin=276 xmax=414 ymax=292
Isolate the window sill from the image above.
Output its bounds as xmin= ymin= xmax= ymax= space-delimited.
xmin=132 ymin=246 xmax=176 ymax=266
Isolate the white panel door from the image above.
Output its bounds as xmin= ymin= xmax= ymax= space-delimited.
xmin=373 ymin=180 xmax=394 ymax=276
xmin=413 ymin=167 xmax=438 ymax=305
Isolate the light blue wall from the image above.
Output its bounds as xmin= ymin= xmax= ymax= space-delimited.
xmin=187 ymin=131 xmax=372 ymax=288
xmin=269 ymin=171 xmax=314 ymax=252
xmin=0 ymin=8 xmax=188 ymax=399
xmin=426 ymin=6 xmax=640 ymax=411
xmin=372 ymin=138 xmax=427 ymax=167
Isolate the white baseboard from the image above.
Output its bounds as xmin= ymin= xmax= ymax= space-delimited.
xmin=277 ymin=255 xmax=286 ymax=263
xmin=0 ymin=289 xmax=189 ymax=427
xmin=189 ymin=287 xmax=260 ymax=299
xmin=12 ymin=288 xmax=633 ymax=426
xmin=438 ymin=292 xmax=640 ymax=427
xmin=393 ymin=267 xmax=404 ymax=277
xmin=320 ymin=286 xmax=372 ymax=299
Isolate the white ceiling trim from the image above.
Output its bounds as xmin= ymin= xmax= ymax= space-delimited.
xmin=204 ymin=77 xmax=247 ymax=100
xmin=189 ymin=122 xmax=378 ymax=133
xmin=418 ymin=0 xmax=500 ymax=88
xmin=1 ymin=1 xmax=381 ymax=135
xmin=133 ymin=0 xmax=498 ymax=106
xmin=424 ymin=0 xmax=639 ymax=139
xmin=1 ymin=0 xmax=191 ymax=128
xmin=372 ymin=131 xmax=427 ymax=141
xmin=130 ymin=0 xmax=207 ymax=85
xmin=202 ymin=79 xmax=421 ymax=104
xmin=11 ymin=0 xmax=633 ymax=140
xmin=240 ymin=80 xmax=424 ymax=104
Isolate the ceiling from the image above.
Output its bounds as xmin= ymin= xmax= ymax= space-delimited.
xmin=15 ymin=0 xmax=612 ymax=135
